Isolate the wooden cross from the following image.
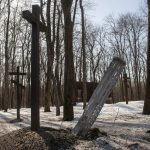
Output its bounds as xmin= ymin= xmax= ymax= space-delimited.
xmin=9 ymin=66 xmax=26 ymax=121
xmin=22 ymin=5 xmax=47 ymax=131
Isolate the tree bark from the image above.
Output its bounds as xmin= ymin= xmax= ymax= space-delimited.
xmin=80 ymin=0 xmax=87 ymax=109
xmin=4 ymin=0 xmax=11 ymax=112
xmin=61 ymin=0 xmax=75 ymax=120
xmin=55 ymin=6 xmax=62 ymax=116
xmin=44 ymin=0 xmax=56 ymax=112
xmin=143 ymin=0 xmax=150 ymax=115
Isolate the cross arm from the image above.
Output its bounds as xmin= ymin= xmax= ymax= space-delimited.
xmin=9 ymin=72 xmax=26 ymax=75
xmin=22 ymin=10 xmax=47 ymax=32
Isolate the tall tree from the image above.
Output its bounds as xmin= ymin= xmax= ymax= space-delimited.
xmin=79 ymin=0 xmax=87 ymax=109
xmin=61 ymin=0 xmax=75 ymax=120
xmin=54 ymin=6 xmax=62 ymax=116
xmin=143 ymin=0 xmax=150 ymax=115
xmin=43 ymin=0 xmax=56 ymax=112
xmin=4 ymin=0 xmax=11 ymax=112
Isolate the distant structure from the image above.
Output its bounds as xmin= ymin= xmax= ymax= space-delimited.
xmin=75 ymin=81 xmax=114 ymax=104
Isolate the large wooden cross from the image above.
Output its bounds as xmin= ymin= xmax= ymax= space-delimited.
xmin=9 ymin=66 xmax=26 ymax=121
xmin=22 ymin=5 xmax=47 ymax=131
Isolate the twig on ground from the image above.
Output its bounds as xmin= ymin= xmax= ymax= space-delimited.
xmin=113 ymin=108 xmax=120 ymax=124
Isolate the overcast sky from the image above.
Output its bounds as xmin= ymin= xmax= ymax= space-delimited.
xmin=86 ymin=0 xmax=144 ymax=25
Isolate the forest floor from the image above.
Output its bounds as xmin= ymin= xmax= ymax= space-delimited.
xmin=0 ymin=101 xmax=150 ymax=150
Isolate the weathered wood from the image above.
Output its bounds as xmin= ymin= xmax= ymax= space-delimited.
xmin=16 ymin=67 xmax=20 ymax=120
xmin=22 ymin=10 xmax=47 ymax=32
xmin=22 ymin=5 xmax=47 ymax=131
xmin=123 ymin=73 xmax=129 ymax=104
xmin=30 ymin=5 xmax=40 ymax=131
xmin=72 ymin=57 xmax=126 ymax=137
xmin=9 ymin=72 xmax=26 ymax=75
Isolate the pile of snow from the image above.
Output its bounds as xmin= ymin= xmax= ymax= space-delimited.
xmin=99 ymin=100 xmax=144 ymax=116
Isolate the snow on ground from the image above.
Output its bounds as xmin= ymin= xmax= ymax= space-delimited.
xmin=0 ymin=101 xmax=150 ymax=149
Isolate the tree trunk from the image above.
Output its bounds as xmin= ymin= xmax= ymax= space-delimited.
xmin=44 ymin=0 xmax=56 ymax=112
xmin=80 ymin=0 xmax=87 ymax=109
xmin=61 ymin=0 xmax=75 ymax=121
xmin=143 ymin=0 xmax=150 ymax=114
xmin=4 ymin=0 xmax=11 ymax=112
xmin=54 ymin=6 xmax=62 ymax=116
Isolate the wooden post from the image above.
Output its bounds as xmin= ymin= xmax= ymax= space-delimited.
xmin=9 ymin=66 xmax=26 ymax=121
xmin=123 ymin=73 xmax=129 ymax=104
xmin=72 ymin=57 xmax=126 ymax=137
xmin=31 ymin=5 xmax=40 ymax=131
xmin=22 ymin=5 xmax=47 ymax=131
xmin=17 ymin=66 xmax=20 ymax=119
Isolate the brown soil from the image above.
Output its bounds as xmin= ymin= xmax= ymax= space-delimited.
xmin=0 ymin=127 xmax=149 ymax=150
xmin=0 ymin=127 xmax=101 ymax=150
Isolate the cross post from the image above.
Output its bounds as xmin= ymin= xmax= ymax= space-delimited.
xmin=31 ymin=5 xmax=40 ymax=131
xmin=22 ymin=5 xmax=47 ymax=131
xmin=123 ymin=73 xmax=130 ymax=104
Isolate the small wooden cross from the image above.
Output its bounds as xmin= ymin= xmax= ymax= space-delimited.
xmin=9 ymin=66 xmax=26 ymax=121
xmin=22 ymin=5 xmax=47 ymax=131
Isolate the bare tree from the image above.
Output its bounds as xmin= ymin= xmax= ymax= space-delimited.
xmin=79 ymin=0 xmax=87 ymax=109
xmin=4 ymin=0 xmax=11 ymax=112
xmin=43 ymin=0 xmax=57 ymax=112
xmin=106 ymin=14 xmax=146 ymax=102
xmin=61 ymin=0 xmax=76 ymax=120
xmin=54 ymin=6 xmax=62 ymax=116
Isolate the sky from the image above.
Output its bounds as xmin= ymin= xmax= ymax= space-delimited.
xmin=31 ymin=0 xmax=145 ymax=25
xmin=86 ymin=0 xmax=144 ymax=25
